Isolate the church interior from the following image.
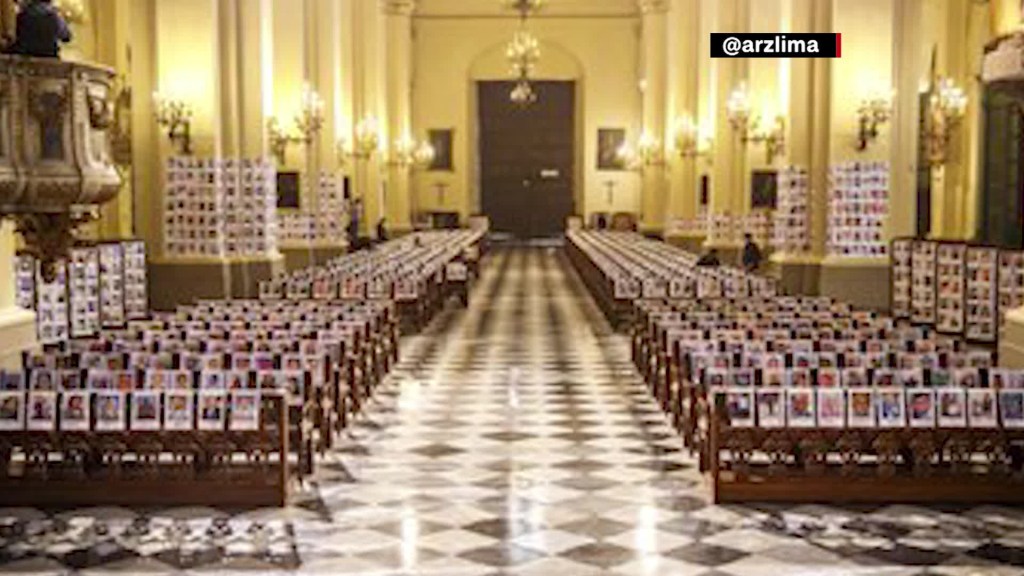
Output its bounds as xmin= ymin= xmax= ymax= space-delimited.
xmin=4 ymin=0 xmax=1024 ymax=573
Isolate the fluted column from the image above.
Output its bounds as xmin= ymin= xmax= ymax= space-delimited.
xmin=770 ymin=0 xmax=831 ymax=295
xmin=888 ymin=0 xmax=923 ymax=240
xmin=638 ymin=0 xmax=668 ymax=235
xmin=270 ymin=0 xmax=307 ymax=172
xmin=775 ymin=0 xmax=830 ymax=259
xmin=707 ymin=0 xmax=748 ymax=248
xmin=351 ymin=0 xmax=388 ymax=235
xmin=807 ymin=0 xmax=832 ymax=261
xmin=316 ymin=0 xmax=345 ymax=173
xmin=237 ymin=0 xmax=272 ymax=159
xmin=385 ymin=0 xmax=415 ymax=234
xmin=217 ymin=0 xmax=241 ymax=157
xmin=929 ymin=0 xmax=972 ymax=239
xmin=665 ymin=0 xmax=701 ymax=225
xmin=129 ymin=0 xmax=160 ymax=255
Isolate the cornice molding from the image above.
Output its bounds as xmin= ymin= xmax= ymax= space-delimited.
xmin=382 ymin=0 xmax=417 ymax=16
xmin=637 ymin=0 xmax=667 ymax=14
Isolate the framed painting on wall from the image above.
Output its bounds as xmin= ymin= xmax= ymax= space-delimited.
xmin=276 ymin=171 xmax=301 ymax=209
xmin=428 ymin=129 xmax=454 ymax=171
xmin=597 ymin=128 xmax=627 ymax=171
xmin=751 ymin=170 xmax=778 ymax=209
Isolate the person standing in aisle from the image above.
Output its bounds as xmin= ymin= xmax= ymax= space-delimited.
xmin=347 ymin=198 xmax=363 ymax=253
xmin=742 ymin=233 xmax=763 ymax=272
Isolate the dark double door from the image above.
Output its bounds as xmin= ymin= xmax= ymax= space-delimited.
xmin=478 ymin=81 xmax=575 ymax=239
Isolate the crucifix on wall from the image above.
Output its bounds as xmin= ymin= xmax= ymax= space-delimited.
xmin=433 ymin=182 xmax=449 ymax=207
xmin=604 ymin=180 xmax=617 ymax=206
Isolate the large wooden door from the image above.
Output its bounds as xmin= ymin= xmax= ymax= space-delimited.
xmin=478 ymin=81 xmax=575 ymax=238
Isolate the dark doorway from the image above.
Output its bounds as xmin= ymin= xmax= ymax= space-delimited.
xmin=478 ymin=81 xmax=575 ymax=238
xmin=978 ymin=86 xmax=1024 ymax=248
xmin=916 ymin=92 xmax=933 ymax=239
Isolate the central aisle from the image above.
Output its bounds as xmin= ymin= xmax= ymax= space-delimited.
xmin=298 ymin=247 xmax=721 ymax=574
xmin=298 ymin=248 xmax=1020 ymax=575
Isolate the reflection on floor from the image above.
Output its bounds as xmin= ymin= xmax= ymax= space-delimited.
xmin=4 ymin=247 xmax=1024 ymax=575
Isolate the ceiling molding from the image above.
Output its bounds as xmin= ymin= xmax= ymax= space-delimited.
xmin=382 ymin=0 xmax=417 ymax=16
xmin=636 ymin=0 xmax=668 ymax=14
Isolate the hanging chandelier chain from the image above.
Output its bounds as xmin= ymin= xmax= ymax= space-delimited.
xmin=501 ymin=0 xmax=543 ymax=106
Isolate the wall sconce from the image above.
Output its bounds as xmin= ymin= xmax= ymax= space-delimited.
xmin=726 ymin=84 xmax=753 ymax=136
xmin=55 ymin=0 xmax=86 ymax=25
xmin=266 ymin=118 xmax=295 ymax=165
xmin=726 ymin=84 xmax=785 ymax=163
xmin=153 ymin=92 xmax=193 ymax=156
xmin=927 ymin=77 xmax=968 ymax=166
xmin=389 ymin=135 xmax=436 ymax=170
xmin=295 ymin=83 xmax=325 ymax=142
xmin=340 ymin=116 xmax=382 ymax=161
xmin=265 ymin=84 xmax=325 ymax=165
xmin=856 ymin=90 xmax=894 ymax=151
xmin=636 ymin=131 xmax=664 ymax=166
xmin=749 ymin=116 xmax=786 ymax=164
xmin=617 ymin=131 xmax=664 ymax=171
xmin=673 ymin=115 xmax=712 ymax=159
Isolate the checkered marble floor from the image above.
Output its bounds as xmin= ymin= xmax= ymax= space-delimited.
xmin=5 ymin=246 xmax=1024 ymax=575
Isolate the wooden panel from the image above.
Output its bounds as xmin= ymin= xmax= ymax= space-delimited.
xmin=478 ymin=81 xmax=575 ymax=238
xmin=979 ymin=88 xmax=1024 ymax=248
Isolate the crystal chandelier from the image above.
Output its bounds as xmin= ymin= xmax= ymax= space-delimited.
xmin=501 ymin=0 xmax=542 ymax=106
xmin=510 ymin=78 xmax=537 ymax=107
xmin=506 ymin=30 xmax=540 ymax=75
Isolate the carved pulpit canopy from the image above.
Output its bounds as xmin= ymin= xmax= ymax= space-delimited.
xmin=0 ymin=55 xmax=121 ymax=280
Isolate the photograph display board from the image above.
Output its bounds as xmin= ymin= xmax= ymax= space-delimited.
xmin=772 ymin=166 xmax=811 ymax=254
xmin=164 ymin=157 xmax=278 ymax=257
xmin=826 ymin=161 xmax=889 ymax=258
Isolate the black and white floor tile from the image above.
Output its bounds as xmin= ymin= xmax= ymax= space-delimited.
xmin=4 ymin=246 xmax=1024 ymax=575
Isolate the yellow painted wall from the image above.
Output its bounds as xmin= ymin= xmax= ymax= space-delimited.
xmin=411 ymin=14 xmax=642 ymax=221
xmin=992 ymin=0 xmax=1023 ymax=36
xmin=155 ymin=0 xmax=220 ymax=157
xmin=271 ymin=0 xmax=306 ymax=172
xmin=830 ymin=0 xmax=894 ymax=163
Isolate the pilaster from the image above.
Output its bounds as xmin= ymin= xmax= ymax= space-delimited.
xmin=385 ymin=0 xmax=416 ymax=234
xmin=707 ymin=0 xmax=749 ymax=248
xmin=665 ymin=0 xmax=700 ymax=226
xmin=638 ymin=0 xmax=668 ymax=235
xmin=888 ymin=0 xmax=923 ymax=240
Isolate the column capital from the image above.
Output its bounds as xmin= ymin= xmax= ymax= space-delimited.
xmin=382 ymin=0 xmax=416 ymax=16
xmin=637 ymin=0 xmax=668 ymax=15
